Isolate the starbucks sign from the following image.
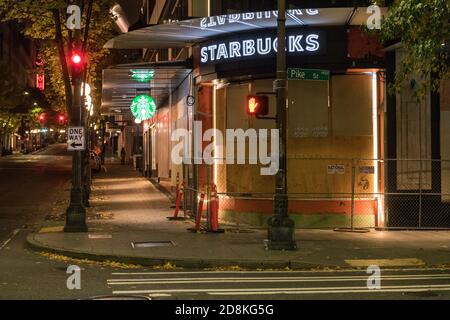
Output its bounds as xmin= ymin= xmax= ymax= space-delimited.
xmin=130 ymin=95 xmax=156 ymax=121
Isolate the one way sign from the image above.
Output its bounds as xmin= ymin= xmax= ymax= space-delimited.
xmin=67 ymin=126 xmax=85 ymax=151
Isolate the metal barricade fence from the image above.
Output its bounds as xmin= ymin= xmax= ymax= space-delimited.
xmin=177 ymin=158 xmax=450 ymax=230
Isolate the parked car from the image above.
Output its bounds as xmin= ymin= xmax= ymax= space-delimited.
xmin=90 ymin=151 xmax=101 ymax=173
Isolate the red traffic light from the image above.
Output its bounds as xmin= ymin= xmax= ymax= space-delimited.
xmin=71 ymin=53 xmax=82 ymax=64
xmin=69 ymin=51 xmax=84 ymax=79
xmin=246 ymin=95 xmax=269 ymax=116
xmin=38 ymin=114 xmax=45 ymax=123
xmin=58 ymin=115 xmax=67 ymax=125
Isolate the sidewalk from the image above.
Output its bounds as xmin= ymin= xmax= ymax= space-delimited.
xmin=27 ymin=163 xmax=450 ymax=270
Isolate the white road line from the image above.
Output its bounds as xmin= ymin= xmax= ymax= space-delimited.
xmin=148 ymin=294 xmax=172 ymax=298
xmin=111 ymin=267 xmax=450 ymax=276
xmin=107 ymin=274 xmax=450 ymax=282
xmin=112 ymin=283 xmax=450 ymax=295
xmin=107 ymin=275 xmax=450 ymax=286
xmin=0 ymin=229 xmax=21 ymax=251
xmin=208 ymin=287 xmax=450 ymax=296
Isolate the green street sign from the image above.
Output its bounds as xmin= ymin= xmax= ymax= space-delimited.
xmin=287 ymin=68 xmax=330 ymax=81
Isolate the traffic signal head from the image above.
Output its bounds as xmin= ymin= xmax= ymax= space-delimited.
xmin=58 ymin=115 xmax=66 ymax=125
xmin=71 ymin=52 xmax=82 ymax=65
xmin=246 ymin=95 xmax=269 ymax=116
xmin=69 ymin=50 xmax=84 ymax=79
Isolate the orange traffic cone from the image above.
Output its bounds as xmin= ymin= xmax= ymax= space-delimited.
xmin=207 ymin=184 xmax=224 ymax=233
xmin=167 ymin=173 xmax=187 ymax=221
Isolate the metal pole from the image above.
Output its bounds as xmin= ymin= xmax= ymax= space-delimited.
xmin=206 ymin=164 xmax=211 ymax=229
xmin=351 ymin=159 xmax=356 ymax=230
xmin=64 ymin=30 xmax=87 ymax=232
xmin=183 ymin=164 xmax=188 ymax=217
xmin=81 ymin=100 xmax=90 ymax=208
xmin=100 ymin=119 xmax=106 ymax=165
xmin=419 ymin=158 xmax=422 ymax=228
xmin=267 ymin=0 xmax=296 ymax=250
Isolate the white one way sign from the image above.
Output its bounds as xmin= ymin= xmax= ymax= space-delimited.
xmin=67 ymin=127 xmax=85 ymax=151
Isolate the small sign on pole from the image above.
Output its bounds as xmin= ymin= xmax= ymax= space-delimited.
xmin=67 ymin=126 xmax=85 ymax=151
xmin=287 ymin=68 xmax=330 ymax=81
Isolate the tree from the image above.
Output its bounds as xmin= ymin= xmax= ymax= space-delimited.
xmin=0 ymin=0 xmax=118 ymax=117
xmin=0 ymin=61 xmax=38 ymax=153
xmin=375 ymin=0 xmax=450 ymax=96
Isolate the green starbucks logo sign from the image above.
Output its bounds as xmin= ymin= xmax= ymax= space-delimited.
xmin=130 ymin=95 xmax=156 ymax=121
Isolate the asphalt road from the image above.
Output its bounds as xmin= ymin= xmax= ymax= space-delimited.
xmin=0 ymin=144 xmax=71 ymax=241
xmin=0 ymin=144 xmax=450 ymax=301
xmin=106 ymin=269 xmax=450 ymax=300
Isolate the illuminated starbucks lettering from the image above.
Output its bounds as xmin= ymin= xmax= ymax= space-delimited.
xmin=200 ymin=32 xmax=324 ymax=64
xmin=199 ymin=9 xmax=319 ymax=29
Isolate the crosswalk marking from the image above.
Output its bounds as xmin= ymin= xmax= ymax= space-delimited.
xmin=107 ymin=270 xmax=450 ymax=297
xmin=112 ymin=283 xmax=450 ymax=296
xmin=110 ymin=267 xmax=449 ymax=276
xmin=107 ymin=274 xmax=450 ymax=286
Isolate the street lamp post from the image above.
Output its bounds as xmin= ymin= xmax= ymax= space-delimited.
xmin=64 ymin=32 xmax=87 ymax=233
xmin=267 ymin=0 xmax=296 ymax=250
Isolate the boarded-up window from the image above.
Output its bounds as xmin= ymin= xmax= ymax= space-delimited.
xmin=288 ymin=79 xmax=329 ymax=138
xmin=395 ymin=50 xmax=432 ymax=190
xmin=332 ymin=75 xmax=372 ymax=136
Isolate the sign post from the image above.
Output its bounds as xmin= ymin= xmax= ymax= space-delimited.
xmin=267 ymin=0 xmax=296 ymax=251
xmin=64 ymin=9 xmax=87 ymax=233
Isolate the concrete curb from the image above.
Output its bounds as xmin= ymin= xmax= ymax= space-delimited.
xmin=25 ymin=233 xmax=341 ymax=270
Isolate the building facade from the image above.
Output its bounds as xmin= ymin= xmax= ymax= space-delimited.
xmin=102 ymin=0 xmax=450 ymax=229
xmin=0 ymin=21 xmax=36 ymax=154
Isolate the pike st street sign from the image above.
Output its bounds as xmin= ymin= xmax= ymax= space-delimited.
xmin=287 ymin=68 xmax=330 ymax=81
xmin=67 ymin=127 xmax=85 ymax=151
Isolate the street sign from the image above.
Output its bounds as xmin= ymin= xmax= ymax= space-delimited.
xmin=67 ymin=126 xmax=85 ymax=151
xmin=287 ymin=68 xmax=330 ymax=81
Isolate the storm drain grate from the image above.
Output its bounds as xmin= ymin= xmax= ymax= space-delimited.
xmin=131 ymin=241 xmax=175 ymax=248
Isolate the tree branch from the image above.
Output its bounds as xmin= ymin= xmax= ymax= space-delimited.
xmin=52 ymin=8 xmax=73 ymax=114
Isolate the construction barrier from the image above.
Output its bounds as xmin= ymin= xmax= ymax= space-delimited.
xmin=167 ymin=173 xmax=188 ymax=221
xmin=188 ymin=190 xmax=206 ymax=232
xmin=207 ymin=183 xmax=224 ymax=233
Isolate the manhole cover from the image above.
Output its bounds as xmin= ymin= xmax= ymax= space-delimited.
xmin=131 ymin=241 xmax=175 ymax=248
